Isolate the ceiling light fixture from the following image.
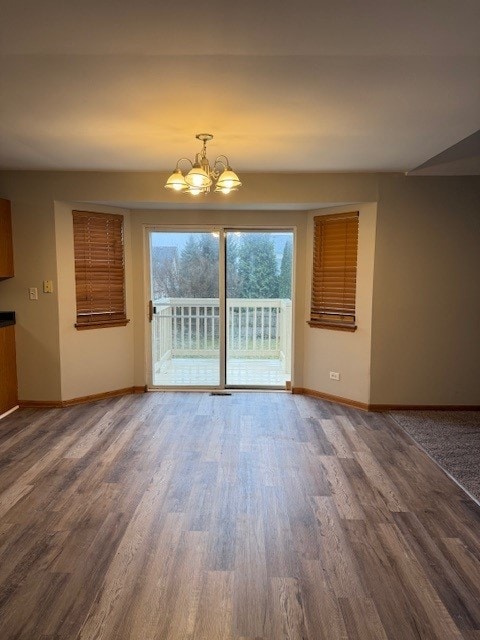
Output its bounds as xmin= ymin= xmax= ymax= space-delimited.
xmin=164 ymin=133 xmax=242 ymax=196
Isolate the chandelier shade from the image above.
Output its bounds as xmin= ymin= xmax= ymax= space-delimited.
xmin=215 ymin=169 xmax=242 ymax=193
xmin=185 ymin=165 xmax=212 ymax=189
xmin=164 ymin=170 xmax=189 ymax=191
xmin=164 ymin=134 xmax=242 ymax=196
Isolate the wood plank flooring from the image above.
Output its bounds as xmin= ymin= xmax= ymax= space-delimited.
xmin=0 ymin=392 xmax=479 ymax=639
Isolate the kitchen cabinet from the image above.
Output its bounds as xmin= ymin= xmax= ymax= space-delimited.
xmin=0 ymin=319 xmax=18 ymax=415
xmin=0 ymin=198 xmax=14 ymax=278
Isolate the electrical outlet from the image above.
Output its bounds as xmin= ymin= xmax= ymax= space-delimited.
xmin=329 ymin=371 xmax=340 ymax=381
xmin=43 ymin=280 xmax=54 ymax=293
xmin=29 ymin=287 xmax=38 ymax=300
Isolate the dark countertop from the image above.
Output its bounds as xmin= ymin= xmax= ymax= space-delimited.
xmin=0 ymin=311 xmax=15 ymax=328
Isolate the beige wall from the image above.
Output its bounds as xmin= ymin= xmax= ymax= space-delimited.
xmin=370 ymin=175 xmax=480 ymax=405
xmin=0 ymin=170 xmax=379 ymax=209
xmin=0 ymin=194 xmax=60 ymax=401
xmin=1 ymin=169 xmax=479 ymax=406
xmin=54 ymin=202 xmax=134 ymax=400
xmin=303 ymin=203 xmax=377 ymax=404
xmin=0 ymin=170 xmax=377 ymax=401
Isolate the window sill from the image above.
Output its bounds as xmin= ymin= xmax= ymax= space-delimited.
xmin=307 ymin=321 xmax=357 ymax=332
xmin=75 ymin=319 xmax=130 ymax=331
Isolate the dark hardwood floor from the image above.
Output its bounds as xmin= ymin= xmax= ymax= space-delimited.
xmin=0 ymin=392 xmax=479 ymax=639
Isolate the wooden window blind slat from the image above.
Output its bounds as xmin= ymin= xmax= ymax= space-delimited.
xmin=310 ymin=211 xmax=359 ymax=329
xmin=73 ymin=210 xmax=129 ymax=329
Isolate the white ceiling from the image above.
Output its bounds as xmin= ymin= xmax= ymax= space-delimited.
xmin=0 ymin=0 xmax=479 ymax=173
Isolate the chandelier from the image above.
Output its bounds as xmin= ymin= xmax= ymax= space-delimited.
xmin=164 ymin=133 xmax=242 ymax=195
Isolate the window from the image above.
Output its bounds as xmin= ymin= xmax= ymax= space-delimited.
xmin=309 ymin=211 xmax=359 ymax=331
xmin=73 ymin=210 xmax=129 ymax=330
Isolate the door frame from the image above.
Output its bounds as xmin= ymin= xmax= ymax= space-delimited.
xmin=144 ymin=224 xmax=296 ymax=391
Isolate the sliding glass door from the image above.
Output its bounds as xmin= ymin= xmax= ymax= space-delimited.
xmin=226 ymin=231 xmax=293 ymax=387
xmin=149 ymin=231 xmax=221 ymax=387
xmin=148 ymin=228 xmax=293 ymax=389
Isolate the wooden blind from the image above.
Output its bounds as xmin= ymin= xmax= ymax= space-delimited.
xmin=73 ymin=210 xmax=129 ymax=329
xmin=310 ymin=211 xmax=359 ymax=329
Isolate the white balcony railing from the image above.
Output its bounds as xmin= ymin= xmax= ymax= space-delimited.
xmin=152 ymin=298 xmax=292 ymax=373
